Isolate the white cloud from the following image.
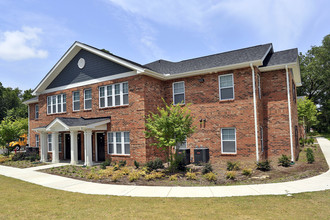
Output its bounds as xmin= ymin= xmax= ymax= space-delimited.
xmin=0 ymin=26 xmax=48 ymax=61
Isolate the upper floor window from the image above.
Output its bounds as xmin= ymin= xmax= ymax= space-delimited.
xmin=257 ymin=74 xmax=261 ymax=99
xmin=84 ymin=89 xmax=92 ymax=110
xmin=48 ymin=134 xmax=52 ymax=152
xmin=73 ymin=91 xmax=80 ymax=111
xmin=99 ymin=82 xmax=128 ymax=108
xmin=107 ymin=131 xmax=130 ymax=155
xmin=173 ymin=81 xmax=185 ymax=105
xmin=47 ymin=94 xmax=66 ymax=114
xmin=219 ymin=74 xmax=234 ymax=100
xmin=221 ymin=128 xmax=236 ymax=154
xmin=35 ymin=104 xmax=39 ymax=119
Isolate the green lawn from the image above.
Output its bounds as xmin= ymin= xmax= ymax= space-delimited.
xmin=0 ymin=175 xmax=329 ymax=219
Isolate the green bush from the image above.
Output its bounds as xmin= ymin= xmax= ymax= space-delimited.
xmin=118 ymin=160 xmax=126 ymax=167
xmin=307 ymin=138 xmax=315 ymax=145
xmin=146 ymin=158 xmax=164 ymax=172
xmin=185 ymin=170 xmax=197 ymax=180
xmin=225 ymin=171 xmax=236 ymax=180
xmin=202 ymin=162 xmax=213 ymax=174
xmin=242 ymin=168 xmax=252 ymax=176
xmin=299 ymin=138 xmax=305 ymax=146
xmin=278 ymin=155 xmax=291 ymax=167
xmin=227 ymin=161 xmax=240 ymax=171
xmin=11 ymin=152 xmax=25 ymax=161
xmin=100 ymin=158 xmax=111 ymax=169
xmin=134 ymin=160 xmax=140 ymax=169
xmin=169 ymin=153 xmax=186 ymax=172
xmin=256 ymin=160 xmax=271 ymax=171
xmin=306 ymin=148 xmax=315 ymax=164
xmin=203 ymin=172 xmax=217 ymax=182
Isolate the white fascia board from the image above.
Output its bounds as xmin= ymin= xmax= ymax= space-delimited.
xmin=32 ymin=127 xmax=47 ymax=132
xmin=23 ymin=98 xmax=39 ymax=105
xmin=86 ymin=119 xmax=111 ymax=129
xmin=40 ymin=71 xmax=136 ymax=95
xmin=33 ymin=42 xmax=146 ymax=95
xmin=143 ymin=60 xmax=262 ymax=80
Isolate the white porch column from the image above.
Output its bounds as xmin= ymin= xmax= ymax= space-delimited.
xmin=40 ymin=132 xmax=48 ymax=162
xmin=70 ymin=130 xmax=78 ymax=165
xmin=84 ymin=130 xmax=93 ymax=166
xmin=52 ymin=132 xmax=59 ymax=163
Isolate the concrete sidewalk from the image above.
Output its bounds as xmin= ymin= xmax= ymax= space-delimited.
xmin=0 ymin=137 xmax=329 ymax=198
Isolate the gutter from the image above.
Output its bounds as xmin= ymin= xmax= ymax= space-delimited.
xmin=250 ymin=63 xmax=259 ymax=162
xmin=285 ymin=65 xmax=294 ymax=162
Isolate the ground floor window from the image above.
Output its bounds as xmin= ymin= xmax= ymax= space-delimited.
xmin=35 ymin=134 xmax=39 ymax=148
xmin=58 ymin=133 xmax=62 ymax=152
xmin=48 ymin=134 xmax=52 ymax=152
xmin=221 ymin=128 xmax=236 ymax=154
xmin=107 ymin=132 xmax=130 ymax=155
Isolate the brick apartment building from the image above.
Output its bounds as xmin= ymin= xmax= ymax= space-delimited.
xmin=24 ymin=41 xmax=301 ymax=166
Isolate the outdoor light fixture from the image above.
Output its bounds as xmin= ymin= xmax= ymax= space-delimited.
xmin=198 ymin=78 xmax=204 ymax=83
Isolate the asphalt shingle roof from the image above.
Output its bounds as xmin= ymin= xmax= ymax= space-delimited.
xmin=57 ymin=117 xmax=110 ymax=127
xmin=262 ymin=48 xmax=298 ymax=67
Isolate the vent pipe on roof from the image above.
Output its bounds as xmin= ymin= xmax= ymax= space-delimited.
xmin=250 ymin=63 xmax=259 ymax=162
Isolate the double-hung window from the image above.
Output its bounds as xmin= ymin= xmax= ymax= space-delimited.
xmin=73 ymin=91 xmax=80 ymax=111
xmin=35 ymin=104 xmax=39 ymax=119
xmin=107 ymin=131 xmax=130 ymax=155
xmin=173 ymin=81 xmax=185 ymax=105
xmin=48 ymin=134 xmax=52 ymax=152
xmin=221 ymin=128 xmax=236 ymax=154
xmin=99 ymin=82 xmax=128 ymax=108
xmin=35 ymin=134 xmax=39 ymax=148
xmin=58 ymin=134 xmax=62 ymax=152
xmin=219 ymin=74 xmax=234 ymax=100
xmin=47 ymin=94 xmax=66 ymax=114
xmin=84 ymin=89 xmax=92 ymax=110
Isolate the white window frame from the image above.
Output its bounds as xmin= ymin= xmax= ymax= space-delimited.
xmin=257 ymin=74 xmax=261 ymax=99
xmin=260 ymin=126 xmax=264 ymax=152
xmin=58 ymin=133 xmax=62 ymax=152
xmin=47 ymin=134 xmax=52 ymax=152
xmin=99 ymin=82 xmax=128 ymax=108
xmin=72 ymin=91 xmax=80 ymax=111
xmin=107 ymin=131 xmax=130 ymax=155
xmin=35 ymin=104 xmax=39 ymax=119
xmin=84 ymin=88 xmax=92 ymax=110
xmin=46 ymin=94 xmax=66 ymax=114
xmin=218 ymin=74 xmax=234 ymax=100
xmin=172 ymin=81 xmax=185 ymax=105
xmin=35 ymin=134 xmax=39 ymax=148
xmin=221 ymin=127 xmax=237 ymax=154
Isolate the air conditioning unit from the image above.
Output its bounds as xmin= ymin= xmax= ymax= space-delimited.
xmin=178 ymin=148 xmax=190 ymax=165
xmin=194 ymin=148 xmax=209 ymax=164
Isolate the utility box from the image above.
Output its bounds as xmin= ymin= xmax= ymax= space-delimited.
xmin=194 ymin=148 xmax=209 ymax=164
xmin=178 ymin=149 xmax=190 ymax=165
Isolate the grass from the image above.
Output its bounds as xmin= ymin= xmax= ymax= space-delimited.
xmin=0 ymin=175 xmax=330 ymax=219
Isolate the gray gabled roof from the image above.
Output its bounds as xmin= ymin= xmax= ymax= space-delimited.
xmin=144 ymin=43 xmax=273 ymax=75
xmin=262 ymin=48 xmax=298 ymax=67
xmin=22 ymin=96 xmax=38 ymax=105
xmin=56 ymin=117 xmax=111 ymax=127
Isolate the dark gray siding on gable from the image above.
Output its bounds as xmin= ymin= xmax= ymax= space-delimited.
xmin=46 ymin=49 xmax=133 ymax=89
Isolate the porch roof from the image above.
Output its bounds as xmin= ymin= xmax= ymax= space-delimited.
xmin=33 ymin=117 xmax=111 ymax=132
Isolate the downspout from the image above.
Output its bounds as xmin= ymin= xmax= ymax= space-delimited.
xmin=285 ymin=65 xmax=294 ymax=162
xmin=250 ymin=63 xmax=259 ymax=162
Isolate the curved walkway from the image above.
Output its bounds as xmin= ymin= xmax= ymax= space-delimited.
xmin=1 ymin=137 xmax=329 ymax=198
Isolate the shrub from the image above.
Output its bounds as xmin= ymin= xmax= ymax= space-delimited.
xmin=278 ymin=155 xmax=291 ymax=167
xmin=185 ymin=170 xmax=198 ymax=180
xmin=111 ymin=171 xmax=123 ymax=182
xmin=306 ymin=148 xmax=315 ymax=164
xmin=118 ymin=160 xmax=126 ymax=167
xmin=307 ymin=138 xmax=315 ymax=145
xmin=169 ymin=153 xmax=186 ymax=172
xmin=242 ymin=168 xmax=252 ymax=176
xmin=202 ymin=162 xmax=213 ymax=174
xmin=120 ymin=167 xmax=131 ymax=175
xmin=134 ymin=160 xmax=140 ymax=169
xmin=203 ymin=172 xmax=217 ymax=182
xmin=169 ymin=174 xmax=178 ymax=181
xmin=98 ymin=168 xmax=114 ymax=178
xmin=113 ymin=164 xmax=119 ymax=171
xmin=11 ymin=152 xmax=26 ymax=161
xmin=227 ymin=161 xmax=240 ymax=171
xmin=146 ymin=158 xmax=164 ymax=172
xmin=256 ymin=160 xmax=271 ymax=171
xmin=145 ymin=173 xmax=156 ymax=181
xmin=299 ymin=138 xmax=306 ymax=146
xmin=225 ymin=171 xmax=236 ymax=180
xmin=0 ymin=156 xmax=10 ymax=163
xmin=128 ymin=171 xmax=140 ymax=182
xmin=100 ymin=158 xmax=111 ymax=169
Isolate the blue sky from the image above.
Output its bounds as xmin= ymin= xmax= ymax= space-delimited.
xmin=0 ymin=0 xmax=329 ymax=91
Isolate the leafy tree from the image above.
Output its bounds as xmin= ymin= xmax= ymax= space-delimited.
xmin=145 ymin=100 xmax=195 ymax=162
xmin=0 ymin=117 xmax=28 ymax=149
xmin=297 ymin=98 xmax=319 ymax=133
xmin=298 ymin=34 xmax=330 ymax=132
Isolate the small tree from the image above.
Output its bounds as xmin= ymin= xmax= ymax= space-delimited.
xmin=297 ymin=98 xmax=319 ymax=133
xmin=0 ymin=117 xmax=28 ymax=150
xmin=145 ymin=100 xmax=195 ymax=163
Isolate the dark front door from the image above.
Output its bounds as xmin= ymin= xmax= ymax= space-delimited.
xmin=78 ymin=133 xmax=81 ymax=160
xmin=65 ymin=134 xmax=71 ymax=160
xmin=97 ymin=133 xmax=105 ymax=161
